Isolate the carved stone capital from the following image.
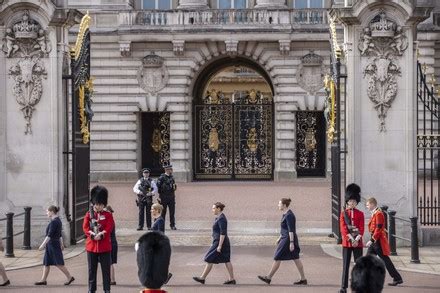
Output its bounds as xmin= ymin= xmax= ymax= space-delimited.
xmin=225 ymin=40 xmax=238 ymax=55
xmin=172 ymin=40 xmax=185 ymax=56
xmin=2 ymin=10 xmax=52 ymax=58
xmin=119 ymin=41 xmax=131 ymax=57
xmin=279 ymin=40 xmax=290 ymax=55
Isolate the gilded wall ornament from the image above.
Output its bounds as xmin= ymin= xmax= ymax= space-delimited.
xmin=151 ymin=128 xmax=163 ymax=152
xmin=296 ymin=52 xmax=326 ymax=95
xmin=209 ymin=127 xmax=220 ymax=152
xmin=137 ymin=53 xmax=169 ymax=95
xmin=359 ymin=11 xmax=408 ymax=132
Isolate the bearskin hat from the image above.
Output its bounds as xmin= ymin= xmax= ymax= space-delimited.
xmin=91 ymin=185 xmax=108 ymax=206
xmin=351 ymin=254 xmax=385 ymax=293
xmin=136 ymin=231 xmax=171 ymax=289
xmin=345 ymin=183 xmax=361 ymax=204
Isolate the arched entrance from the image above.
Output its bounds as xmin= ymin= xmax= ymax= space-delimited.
xmin=193 ymin=57 xmax=274 ymax=180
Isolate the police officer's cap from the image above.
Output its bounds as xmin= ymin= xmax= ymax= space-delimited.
xmin=163 ymin=164 xmax=173 ymax=169
xmin=142 ymin=168 xmax=151 ymax=173
xmin=345 ymin=183 xmax=361 ymax=204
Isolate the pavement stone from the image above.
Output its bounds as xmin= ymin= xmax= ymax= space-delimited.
xmin=321 ymin=243 xmax=440 ymax=275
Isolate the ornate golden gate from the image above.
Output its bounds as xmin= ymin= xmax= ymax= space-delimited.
xmin=194 ymin=90 xmax=273 ymax=180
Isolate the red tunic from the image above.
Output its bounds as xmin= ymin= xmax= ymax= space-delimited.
xmin=368 ymin=208 xmax=391 ymax=256
xmin=83 ymin=210 xmax=114 ymax=253
xmin=340 ymin=208 xmax=365 ymax=248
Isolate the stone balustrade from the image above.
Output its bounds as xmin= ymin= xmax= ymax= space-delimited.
xmin=118 ymin=9 xmax=328 ymax=27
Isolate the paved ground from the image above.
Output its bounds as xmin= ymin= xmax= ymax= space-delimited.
xmin=2 ymin=246 xmax=440 ymax=292
xmin=103 ymin=181 xmax=332 ymax=230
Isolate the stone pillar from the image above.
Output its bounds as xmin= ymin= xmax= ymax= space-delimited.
xmin=0 ymin=25 xmax=6 ymax=209
xmin=255 ymin=0 xmax=287 ymax=9
xmin=177 ymin=0 xmax=209 ymax=9
xmin=331 ymin=1 xmax=433 ymax=218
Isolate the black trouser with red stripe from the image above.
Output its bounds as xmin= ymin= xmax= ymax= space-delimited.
xmin=341 ymin=247 xmax=363 ymax=289
xmin=87 ymin=251 xmax=111 ymax=292
xmin=367 ymin=242 xmax=402 ymax=281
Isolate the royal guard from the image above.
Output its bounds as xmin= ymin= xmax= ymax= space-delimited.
xmin=136 ymin=231 xmax=171 ymax=293
xmin=83 ymin=185 xmax=115 ymax=293
xmin=339 ymin=183 xmax=364 ymax=293
xmin=366 ymin=197 xmax=403 ymax=286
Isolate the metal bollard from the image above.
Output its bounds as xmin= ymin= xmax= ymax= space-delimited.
xmin=388 ymin=210 xmax=397 ymax=256
xmin=5 ymin=212 xmax=15 ymax=257
xmin=410 ymin=217 xmax=420 ymax=263
xmin=22 ymin=207 xmax=32 ymax=250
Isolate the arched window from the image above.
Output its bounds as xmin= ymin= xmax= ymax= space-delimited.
xmin=293 ymin=0 xmax=324 ymax=8
xmin=142 ymin=0 xmax=172 ymax=9
xmin=218 ymin=0 xmax=247 ymax=9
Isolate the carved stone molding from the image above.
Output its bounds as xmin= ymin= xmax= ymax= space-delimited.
xmin=119 ymin=41 xmax=131 ymax=57
xmin=137 ymin=53 xmax=169 ymax=96
xmin=279 ymin=40 xmax=290 ymax=55
xmin=225 ymin=40 xmax=238 ymax=55
xmin=1 ymin=10 xmax=52 ymax=58
xmin=9 ymin=56 xmax=47 ymax=134
xmin=172 ymin=40 xmax=185 ymax=56
xmin=359 ymin=11 xmax=408 ymax=132
xmin=296 ymin=51 xmax=325 ymax=95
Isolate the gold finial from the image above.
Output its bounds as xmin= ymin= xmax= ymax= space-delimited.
xmin=430 ymin=73 xmax=436 ymax=88
xmin=422 ymin=63 xmax=427 ymax=74
xmin=416 ymin=48 xmax=420 ymax=59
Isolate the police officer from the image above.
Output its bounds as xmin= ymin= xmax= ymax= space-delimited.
xmin=133 ymin=168 xmax=158 ymax=231
xmin=156 ymin=164 xmax=177 ymax=230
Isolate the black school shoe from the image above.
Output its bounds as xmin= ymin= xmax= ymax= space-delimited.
xmin=224 ymin=279 xmax=236 ymax=285
xmin=193 ymin=276 xmax=205 ymax=284
xmin=388 ymin=279 xmax=403 ymax=286
xmin=0 ymin=280 xmax=10 ymax=286
xmin=164 ymin=273 xmax=173 ymax=284
xmin=257 ymin=275 xmax=271 ymax=284
xmin=64 ymin=277 xmax=75 ymax=286
xmin=294 ymin=279 xmax=307 ymax=285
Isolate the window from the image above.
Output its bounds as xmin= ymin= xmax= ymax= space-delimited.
xmin=218 ymin=0 xmax=247 ymax=9
xmin=293 ymin=0 xmax=323 ymax=8
xmin=142 ymin=0 xmax=172 ymax=9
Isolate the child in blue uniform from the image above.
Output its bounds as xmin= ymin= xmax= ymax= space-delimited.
xmin=151 ymin=203 xmax=165 ymax=233
xmin=193 ymin=202 xmax=236 ymax=285
xmin=258 ymin=198 xmax=307 ymax=285
xmin=35 ymin=205 xmax=75 ymax=286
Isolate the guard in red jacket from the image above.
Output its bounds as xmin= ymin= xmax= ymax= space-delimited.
xmin=339 ymin=183 xmax=364 ymax=293
xmin=83 ymin=185 xmax=115 ymax=293
xmin=366 ymin=197 xmax=403 ymax=287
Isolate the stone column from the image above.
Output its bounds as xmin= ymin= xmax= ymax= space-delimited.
xmin=177 ymin=0 xmax=209 ymax=9
xmin=0 ymin=26 xmax=6 ymax=209
xmin=331 ymin=1 xmax=433 ymax=219
xmin=255 ymin=0 xmax=287 ymax=9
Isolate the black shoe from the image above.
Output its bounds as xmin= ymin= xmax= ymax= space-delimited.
xmin=147 ymin=227 xmax=153 ymax=231
xmin=137 ymin=227 xmax=143 ymax=231
xmin=294 ymin=279 xmax=307 ymax=285
xmin=170 ymin=226 xmax=177 ymax=230
xmin=0 ymin=280 xmax=10 ymax=286
xmin=35 ymin=281 xmax=47 ymax=285
xmin=193 ymin=277 xmax=205 ymax=284
xmin=258 ymin=275 xmax=271 ymax=284
xmin=224 ymin=279 xmax=236 ymax=285
xmin=164 ymin=273 xmax=173 ymax=284
xmin=110 ymin=281 xmax=116 ymax=285
xmin=64 ymin=277 xmax=75 ymax=286
xmin=388 ymin=279 xmax=403 ymax=286
xmin=339 ymin=289 xmax=347 ymax=293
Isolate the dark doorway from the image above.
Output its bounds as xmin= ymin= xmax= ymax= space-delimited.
xmin=141 ymin=112 xmax=170 ymax=177
xmin=296 ymin=111 xmax=326 ymax=177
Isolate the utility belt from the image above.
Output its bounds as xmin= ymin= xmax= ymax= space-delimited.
xmin=136 ymin=193 xmax=153 ymax=206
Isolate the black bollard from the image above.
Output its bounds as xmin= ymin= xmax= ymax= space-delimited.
xmin=410 ymin=217 xmax=420 ymax=263
xmin=388 ymin=210 xmax=397 ymax=256
xmin=22 ymin=207 xmax=32 ymax=250
xmin=5 ymin=212 xmax=14 ymax=257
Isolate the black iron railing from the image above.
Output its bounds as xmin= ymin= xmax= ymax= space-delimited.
xmin=416 ymin=60 xmax=440 ymax=226
xmin=0 ymin=207 xmax=32 ymax=257
xmin=382 ymin=206 xmax=420 ymax=263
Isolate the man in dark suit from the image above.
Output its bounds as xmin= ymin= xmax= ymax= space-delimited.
xmin=156 ymin=164 xmax=177 ymax=230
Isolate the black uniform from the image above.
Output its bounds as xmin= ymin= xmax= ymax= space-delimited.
xmin=156 ymin=173 xmax=177 ymax=229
